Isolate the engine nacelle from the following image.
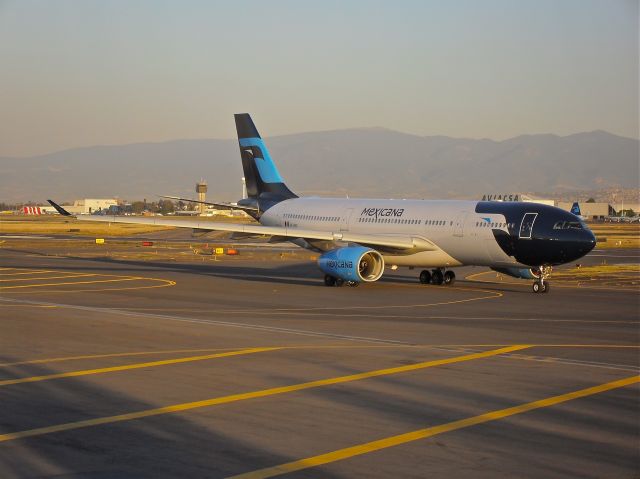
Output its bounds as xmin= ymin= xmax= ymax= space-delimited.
xmin=491 ymin=267 xmax=539 ymax=279
xmin=318 ymin=246 xmax=385 ymax=283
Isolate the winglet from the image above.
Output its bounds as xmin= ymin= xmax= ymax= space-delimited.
xmin=47 ymin=199 xmax=72 ymax=216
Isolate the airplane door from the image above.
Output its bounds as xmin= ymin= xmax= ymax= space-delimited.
xmin=519 ymin=213 xmax=538 ymax=239
xmin=453 ymin=211 xmax=468 ymax=237
xmin=340 ymin=208 xmax=353 ymax=231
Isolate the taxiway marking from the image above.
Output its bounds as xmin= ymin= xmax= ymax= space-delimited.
xmin=0 ymin=270 xmax=58 ymax=276
xmin=0 ymin=273 xmax=98 ymax=282
xmin=0 ymin=277 xmax=149 ymax=290
xmin=218 ymin=288 xmax=503 ymax=313
xmin=0 ymin=297 xmax=413 ymax=344
xmin=465 ymin=270 xmax=640 ymax=292
xmin=0 ymin=275 xmax=176 ymax=294
xmin=0 ymin=345 xmax=527 ymax=442
xmin=0 ymin=348 xmax=243 ymax=367
xmin=0 ymin=347 xmax=278 ymax=387
xmin=114 ymin=309 xmax=636 ymax=324
xmin=0 ymin=295 xmax=637 ymax=345
xmin=229 ymin=374 xmax=640 ymax=478
xmin=231 ymin=311 xmax=638 ymax=323
xmin=1 ymin=343 xmax=636 ymax=369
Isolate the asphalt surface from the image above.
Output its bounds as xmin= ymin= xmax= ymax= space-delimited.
xmin=0 ymin=242 xmax=638 ymax=478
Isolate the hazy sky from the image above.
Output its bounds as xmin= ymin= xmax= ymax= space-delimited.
xmin=1 ymin=0 xmax=637 ymax=157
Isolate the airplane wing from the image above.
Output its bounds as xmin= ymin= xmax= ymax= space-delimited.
xmin=47 ymin=200 xmax=437 ymax=251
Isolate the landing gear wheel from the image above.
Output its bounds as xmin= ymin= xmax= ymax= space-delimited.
xmin=532 ymin=266 xmax=552 ymax=294
xmin=419 ymin=270 xmax=432 ymax=284
xmin=324 ymin=275 xmax=336 ymax=287
xmin=347 ymin=281 xmax=359 ymax=287
xmin=443 ymin=271 xmax=456 ymax=286
xmin=335 ymin=278 xmax=344 ymax=287
xmin=431 ymin=269 xmax=444 ymax=285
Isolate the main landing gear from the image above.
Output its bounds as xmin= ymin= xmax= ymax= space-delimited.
xmin=419 ymin=269 xmax=455 ymax=286
xmin=324 ymin=275 xmax=358 ymax=287
xmin=532 ymin=266 xmax=552 ymax=294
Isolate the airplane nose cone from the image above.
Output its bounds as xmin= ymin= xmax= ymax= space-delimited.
xmin=565 ymin=229 xmax=597 ymax=262
xmin=583 ymin=229 xmax=597 ymax=254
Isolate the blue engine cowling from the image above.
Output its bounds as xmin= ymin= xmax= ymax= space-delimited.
xmin=491 ymin=267 xmax=539 ymax=279
xmin=318 ymin=246 xmax=385 ymax=283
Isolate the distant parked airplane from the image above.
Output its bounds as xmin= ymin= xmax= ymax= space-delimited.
xmin=570 ymin=202 xmax=587 ymax=221
xmin=49 ymin=114 xmax=596 ymax=293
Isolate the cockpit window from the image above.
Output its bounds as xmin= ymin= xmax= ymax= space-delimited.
xmin=553 ymin=221 xmax=583 ymax=230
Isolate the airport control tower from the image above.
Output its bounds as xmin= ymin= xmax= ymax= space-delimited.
xmin=196 ymin=180 xmax=207 ymax=215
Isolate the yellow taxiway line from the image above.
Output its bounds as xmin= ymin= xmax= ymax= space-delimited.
xmin=0 ymin=347 xmax=279 ymax=387
xmin=0 ymin=273 xmax=98 ymax=282
xmin=0 ymin=277 xmax=149 ymax=290
xmin=2 ymin=343 xmax=637 ymax=368
xmin=0 ymin=348 xmax=244 ymax=367
xmin=0 ymin=274 xmax=176 ymax=294
xmin=229 ymin=374 xmax=640 ymax=479
xmin=465 ymin=270 xmax=640 ymax=293
xmin=0 ymin=345 xmax=527 ymax=443
xmin=0 ymin=270 xmax=58 ymax=276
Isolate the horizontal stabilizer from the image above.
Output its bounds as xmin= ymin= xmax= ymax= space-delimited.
xmin=160 ymin=195 xmax=258 ymax=213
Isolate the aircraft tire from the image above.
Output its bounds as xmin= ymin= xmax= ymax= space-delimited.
xmin=335 ymin=278 xmax=345 ymax=287
xmin=324 ymin=275 xmax=336 ymax=287
xmin=419 ymin=270 xmax=432 ymax=284
xmin=532 ymin=281 xmax=541 ymax=293
xmin=443 ymin=271 xmax=456 ymax=286
xmin=431 ymin=270 xmax=444 ymax=285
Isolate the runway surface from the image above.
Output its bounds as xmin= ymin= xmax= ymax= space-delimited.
xmin=0 ymin=243 xmax=638 ymax=478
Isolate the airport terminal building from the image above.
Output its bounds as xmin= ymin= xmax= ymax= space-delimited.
xmin=65 ymin=198 xmax=119 ymax=215
xmin=481 ymin=193 xmax=613 ymax=220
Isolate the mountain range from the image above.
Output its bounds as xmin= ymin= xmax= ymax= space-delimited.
xmin=1 ymin=129 xmax=637 ymax=204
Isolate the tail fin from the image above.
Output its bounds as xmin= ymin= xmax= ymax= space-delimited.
xmin=234 ymin=113 xmax=296 ymax=201
xmin=571 ymin=202 xmax=581 ymax=216
xmin=47 ymin=199 xmax=72 ymax=216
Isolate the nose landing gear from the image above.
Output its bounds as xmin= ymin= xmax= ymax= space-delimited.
xmin=532 ymin=266 xmax=552 ymax=293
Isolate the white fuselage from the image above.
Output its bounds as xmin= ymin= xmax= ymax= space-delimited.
xmin=260 ymin=197 xmax=521 ymax=269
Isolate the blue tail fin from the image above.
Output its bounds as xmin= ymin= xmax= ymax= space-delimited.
xmin=571 ymin=202 xmax=581 ymax=216
xmin=234 ymin=114 xmax=296 ymax=202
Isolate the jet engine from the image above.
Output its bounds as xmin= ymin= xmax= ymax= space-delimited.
xmin=491 ymin=267 xmax=539 ymax=279
xmin=318 ymin=246 xmax=385 ymax=283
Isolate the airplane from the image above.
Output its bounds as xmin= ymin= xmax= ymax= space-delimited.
xmin=570 ymin=202 xmax=587 ymax=221
xmin=48 ymin=113 xmax=597 ymax=294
